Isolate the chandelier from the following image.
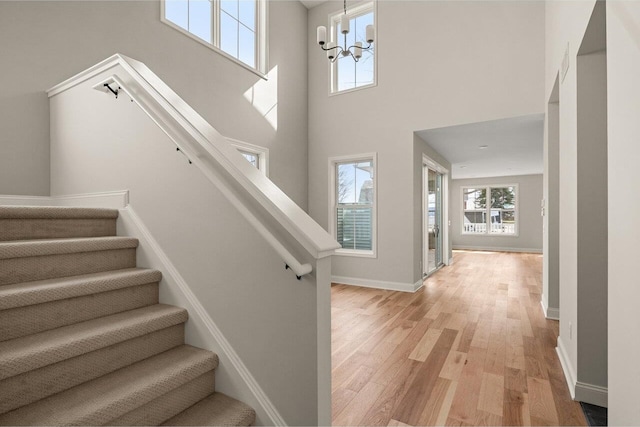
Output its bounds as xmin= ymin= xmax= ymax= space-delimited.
xmin=316 ymin=0 xmax=375 ymax=62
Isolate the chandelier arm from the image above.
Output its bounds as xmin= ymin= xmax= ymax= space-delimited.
xmin=320 ymin=45 xmax=342 ymax=52
xmin=345 ymin=43 xmax=374 ymax=51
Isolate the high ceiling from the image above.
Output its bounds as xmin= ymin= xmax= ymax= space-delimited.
xmin=416 ymin=114 xmax=544 ymax=180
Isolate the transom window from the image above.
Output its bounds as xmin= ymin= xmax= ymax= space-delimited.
xmin=329 ymin=154 xmax=377 ymax=256
xmin=462 ymin=185 xmax=517 ymax=235
xmin=229 ymin=138 xmax=269 ymax=175
xmin=329 ymin=2 xmax=376 ymax=93
xmin=162 ymin=0 xmax=266 ymax=74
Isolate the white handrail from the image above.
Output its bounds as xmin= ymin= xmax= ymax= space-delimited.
xmin=47 ymin=54 xmax=338 ymax=279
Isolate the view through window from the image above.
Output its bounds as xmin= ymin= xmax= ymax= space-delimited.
xmin=463 ymin=186 xmax=517 ymax=235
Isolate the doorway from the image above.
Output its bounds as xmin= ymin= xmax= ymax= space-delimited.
xmin=423 ymin=164 xmax=445 ymax=276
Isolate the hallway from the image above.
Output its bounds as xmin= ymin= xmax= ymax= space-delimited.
xmin=331 ymin=250 xmax=586 ymax=426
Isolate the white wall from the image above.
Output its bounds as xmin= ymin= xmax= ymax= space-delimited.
xmin=450 ymin=174 xmax=543 ymax=253
xmin=49 ymin=63 xmax=323 ymax=425
xmin=308 ymin=1 xmax=545 ymax=288
xmin=607 ymin=2 xmax=640 ymax=424
xmin=0 ymin=0 xmax=308 ymax=207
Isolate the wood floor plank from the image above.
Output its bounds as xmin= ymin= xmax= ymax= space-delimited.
xmin=477 ymin=372 xmax=505 ymax=417
xmin=331 ymin=251 xmax=585 ymax=426
xmin=392 ymin=329 xmax=458 ymax=425
xmin=408 ymin=328 xmax=442 ymax=362
xmin=333 ymin=380 xmax=387 ymax=426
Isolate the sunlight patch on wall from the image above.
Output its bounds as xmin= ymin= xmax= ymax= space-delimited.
xmin=243 ymin=66 xmax=278 ymax=130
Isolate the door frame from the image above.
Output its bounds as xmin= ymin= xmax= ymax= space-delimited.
xmin=422 ymin=154 xmax=450 ymax=277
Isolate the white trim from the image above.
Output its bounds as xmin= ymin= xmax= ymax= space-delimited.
xmin=540 ymin=298 xmax=560 ymax=320
xmin=0 ymin=195 xmax=53 ymax=206
xmin=328 ymin=0 xmax=377 ymax=95
xmin=48 ymin=54 xmax=340 ymax=261
xmin=328 ymin=152 xmax=377 ymax=258
xmin=227 ymin=138 xmax=269 ymax=177
xmin=448 ymin=257 xmax=454 ymax=265
xmin=556 ymin=336 xmax=577 ymax=399
xmin=0 ymin=190 xmax=129 ymax=209
xmin=332 ymin=275 xmax=423 ymax=293
xmin=460 ymin=184 xmax=520 ymax=237
xmin=452 ymin=245 xmax=542 ymax=254
xmin=575 ymin=381 xmax=608 ymax=408
xmin=53 ymin=190 xmax=129 ymax=209
xmin=118 ymin=206 xmax=286 ymax=426
xmin=160 ymin=0 xmax=268 ymax=78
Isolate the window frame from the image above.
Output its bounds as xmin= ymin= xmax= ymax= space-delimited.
xmin=161 ymin=0 xmax=268 ymax=78
xmin=228 ymin=138 xmax=269 ymax=176
xmin=461 ymin=184 xmax=519 ymax=237
xmin=328 ymin=1 xmax=377 ymax=96
xmin=328 ymin=153 xmax=378 ymax=258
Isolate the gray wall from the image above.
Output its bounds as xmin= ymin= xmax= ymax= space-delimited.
xmin=307 ymin=1 xmax=545 ymax=287
xmin=450 ymin=174 xmax=543 ymax=252
xmin=0 ymin=0 xmax=309 ymax=207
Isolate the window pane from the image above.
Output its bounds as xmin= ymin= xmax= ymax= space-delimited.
xmin=221 ymin=0 xmax=238 ymax=18
xmin=337 ymin=161 xmax=373 ymax=204
xmin=463 ymin=211 xmax=486 ymax=233
xmin=333 ymin=7 xmax=375 ymax=93
xmin=238 ymin=0 xmax=256 ymax=30
xmin=166 ymin=0 xmax=188 ymax=29
xmin=240 ymin=151 xmax=258 ymax=168
xmin=188 ymin=0 xmax=212 ymax=43
xmin=463 ymin=188 xmax=486 ymax=210
xmin=491 ymin=187 xmax=515 ymax=208
xmin=337 ymin=56 xmax=356 ymax=91
xmin=337 ymin=207 xmax=372 ymax=250
xmin=238 ymin=25 xmax=256 ymax=68
xmin=220 ymin=11 xmax=239 ymax=58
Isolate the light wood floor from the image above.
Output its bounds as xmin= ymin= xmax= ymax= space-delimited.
xmin=331 ymin=250 xmax=587 ymax=426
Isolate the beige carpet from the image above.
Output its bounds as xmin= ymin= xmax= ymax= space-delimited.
xmin=0 ymin=206 xmax=255 ymax=426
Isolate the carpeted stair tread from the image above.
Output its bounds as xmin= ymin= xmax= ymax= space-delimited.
xmin=0 ymin=268 xmax=162 ymax=310
xmin=0 ymin=304 xmax=188 ymax=380
xmin=162 ymin=392 xmax=256 ymax=426
xmin=0 ymin=325 xmax=185 ymax=414
xmin=0 ymin=345 xmax=218 ymax=426
xmin=110 ymin=371 xmax=215 ymax=426
xmin=0 ymin=206 xmax=119 ymax=219
xmin=0 ymin=236 xmax=138 ymax=260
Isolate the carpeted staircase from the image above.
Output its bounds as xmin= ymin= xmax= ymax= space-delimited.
xmin=0 ymin=206 xmax=256 ymax=426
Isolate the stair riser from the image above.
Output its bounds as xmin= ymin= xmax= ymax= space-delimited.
xmin=0 ymin=249 xmax=137 ymax=286
xmin=0 ymin=283 xmax=159 ymax=341
xmin=109 ymin=371 xmax=215 ymax=426
xmin=0 ymin=219 xmax=116 ymax=241
xmin=0 ymin=325 xmax=185 ymax=414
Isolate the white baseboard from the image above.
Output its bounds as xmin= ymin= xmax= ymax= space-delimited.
xmin=332 ymin=275 xmax=423 ymax=293
xmin=118 ymin=206 xmax=285 ymax=426
xmin=453 ymin=245 xmax=542 ymax=254
xmin=448 ymin=257 xmax=454 ymax=265
xmin=0 ymin=190 xmax=129 ymax=209
xmin=556 ymin=336 xmax=576 ymax=399
xmin=540 ymin=298 xmax=560 ymax=320
xmin=575 ymin=381 xmax=608 ymax=408
xmin=53 ymin=190 xmax=129 ymax=208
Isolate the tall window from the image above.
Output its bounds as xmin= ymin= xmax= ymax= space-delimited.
xmin=330 ymin=154 xmax=377 ymax=256
xmin=330 ymin=2 xmax=376 ymax=93
xmin=462 ymin=185 xmax=518 ymax=235
xmin=162 ymin=0 xmax=266 ymax=73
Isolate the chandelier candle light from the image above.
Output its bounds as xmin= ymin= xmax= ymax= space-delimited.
xmin=317 ymin=0 xmax=375 ymax=62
